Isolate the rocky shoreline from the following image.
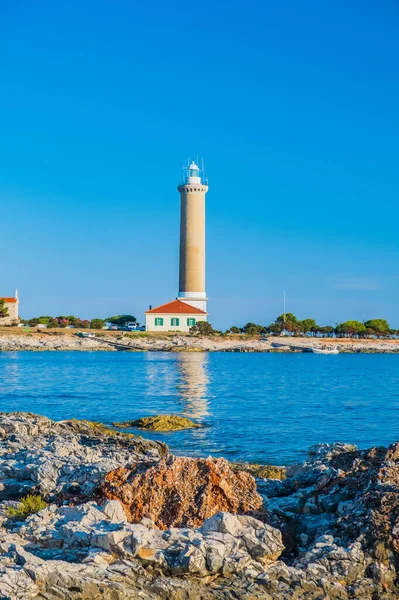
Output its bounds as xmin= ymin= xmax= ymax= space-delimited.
xmin=0 ymin=332 xmax=399 ymax=353
xmin=1 ymin=413 xmax=399 ymax=599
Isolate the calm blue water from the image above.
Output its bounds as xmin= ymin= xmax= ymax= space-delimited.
xmin=0 ymin=351 xmax=398 ymax=465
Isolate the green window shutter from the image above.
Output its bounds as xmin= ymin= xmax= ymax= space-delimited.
xmin=155 ymin=317 xmax=164 ymax=326
xmin=187 ymin=318 xmax=196 ymax=326
xmin=171 ymin=318 xmax=180 ymax=326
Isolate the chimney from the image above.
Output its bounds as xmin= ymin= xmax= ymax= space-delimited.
xmin=149 ymin=305 xmax=152 ymax=310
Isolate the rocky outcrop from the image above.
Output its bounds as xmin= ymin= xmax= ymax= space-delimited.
xmin=0 ymin=412 xmax=167 ymax=502
xmin=114 ymin=414 xmax=202 ymax=431
xmin=101 ymin=455 xmax=263 ymax=529
xmin=0 ymin=500 xmax=284 ymax=599
xmin=1 ymin=413 xmax=399 ymax=599
xmin=260 ymin=441 xmax=399 ymax=597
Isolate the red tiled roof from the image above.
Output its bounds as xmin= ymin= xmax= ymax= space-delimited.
xmin=0 ymin=298 xmax=17 ymax=303
xmin=145 ymin=299 xmax=207 ymax=315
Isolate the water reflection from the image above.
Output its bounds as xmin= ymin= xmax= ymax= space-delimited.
xmin=176 ymin=353 xmax=210 ymax=419
xmin=0 ymin=352 xmax=21 ymax=390
xmin=143 ymin=353 xmax=177 ymax=397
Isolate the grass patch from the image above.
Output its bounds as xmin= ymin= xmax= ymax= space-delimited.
xmin=7 ymin=494 xmax=47 ymax=520
xmin=124 ymin=332 xmax=151 ymax=338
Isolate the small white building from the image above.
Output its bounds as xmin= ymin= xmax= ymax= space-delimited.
xmin=0 ymin=290 xmax=19 ymax=326
xmin=145 ymin=299 xmax=207 ymax=332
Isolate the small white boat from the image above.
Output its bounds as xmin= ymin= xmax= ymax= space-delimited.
xmin=311 ymin=346 xmax=339 ymax=355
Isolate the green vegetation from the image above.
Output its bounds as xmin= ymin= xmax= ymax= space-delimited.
xmin=21 ymin=316 xmax=109 ymax=329
xmin=115 ymin=414 xmax=201 ymax=431
xmin=16 ymin=309 xmax=396 ymax=340
xmin=106 ymin=315 xmax=137 ymax=326
xmin=189 ymin=321 xmax=216 ymax=335
xmin=227 ymin=314 xmax=398 ymax=338
xmin=365 ymin=319 xmax=390 ymax=334
xmin=21 ymin=315 xmax=94 ymax=328
xmin=7 ymin=494 xmax=47 ymax=520
xmin=90 ymin=318 xmax=105 ymax=329
xmin=125 ymin=332 xmax=150 ymax=338
xmin=0 ymin=299 xmax=9 ymax=319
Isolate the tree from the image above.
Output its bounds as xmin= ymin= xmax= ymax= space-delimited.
xmin=242 ymin=322 xmax=265 ymax=335
xmin=55 ymin=317 xmax=69 ymax=328
xmin=318 ymin=325 xmax=334 ymax=335
xmin=27 ymin=317 xmax=40 ymax=326
xmin=106 ymin=315 xmax=137 ymax=326
xmin=276 ymin=313 xmax=297 ymax=324
xmin=66 ymin=315 xmax=78 ymax=325
xmin=189 ymin=321 xmax=215 ymax=335
xmin=335 ymin=321 xmax=366 ymax=336
xmin=0 ymin=300 xmax=9 ymax=319
xmin=269 ymin=322 xmax=284 ymax=335
xmin=364 ymin=319 xmax=390 ymax=335
xmin=228 ymin=326 xmax=241 ymax=334
xmin=90 ymin=318 xmax=105 ymax=329
xmin=298 ymin=318 xmax=317 ymax=333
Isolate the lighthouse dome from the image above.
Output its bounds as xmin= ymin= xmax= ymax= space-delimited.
xmin=185 ymin=161 xmax=201 ymax=184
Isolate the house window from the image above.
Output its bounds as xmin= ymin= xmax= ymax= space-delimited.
xmin=171 ymin=318 xmax=180 ymax=326
xmin=154 ymin=317 xmax=164 ymax=326
xmin=187 ymin=318 xmax=196 ymax=326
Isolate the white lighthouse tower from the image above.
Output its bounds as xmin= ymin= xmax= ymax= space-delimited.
xmin=144 ymin=160 xmax=209 ymax=332
xmin=177 ymin=161 xmax=208 ymax=313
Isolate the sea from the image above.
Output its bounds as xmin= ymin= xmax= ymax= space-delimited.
xmin=0 ymin=351 xmax=398 ymax=466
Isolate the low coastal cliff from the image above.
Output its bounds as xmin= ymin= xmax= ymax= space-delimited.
xmin=1 ymin=412 xmax=399 ymax=599
xmin=0 ymin=332 xmax=398 ymax=352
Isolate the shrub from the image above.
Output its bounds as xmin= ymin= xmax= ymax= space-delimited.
xmin=189 ymin=321 xmax=215 ymax=336
xmin=90 ymin=318 xmax=105 ymax=329
xmin=7 ymin=494 xmax=47 ymax=520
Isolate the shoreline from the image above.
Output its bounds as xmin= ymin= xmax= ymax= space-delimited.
xmin=1 ymin=331 xmax=399 ymax=353
xmin=0 ymin=411 xmax=398 ymax=599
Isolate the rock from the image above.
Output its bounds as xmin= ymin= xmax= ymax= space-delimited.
xmin=230 ymin=461 xmax=286 ymax=480
xmin=0 ymin=564 xmax=39 ymax=599
xmin=0 ymin=412 xmax=167 ymax=501
xmin=114 ymin=414 xmax=201 ymax=431
xmin=2 ymin=412 xmax=399 ymax=598
xmin=0 ymin=498 xmax=284 ymax=596
xmin=101 ymin=455 xmax=263 ymax=529
xmin=102 ymin=499 xmax=127 ymax=523
xmin=262 ymin=441 xmax=399 ymax=597
xmin=201 ymin=512 xmax=241 ymax=535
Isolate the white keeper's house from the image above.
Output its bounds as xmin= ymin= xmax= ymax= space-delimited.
xmin=145 ymin=300 xmax=207 ymax=333
xmin=145 ymin=161 xmax=209 ymax=333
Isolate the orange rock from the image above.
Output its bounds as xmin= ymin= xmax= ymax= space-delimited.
xmin=101 ymin=455 xmax=263 ymax=529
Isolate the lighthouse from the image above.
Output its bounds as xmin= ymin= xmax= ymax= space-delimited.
xmin=144 ymin=161 xmax=209 ymax=332
xmin=177 ymin=161 xmax=208 ymax=313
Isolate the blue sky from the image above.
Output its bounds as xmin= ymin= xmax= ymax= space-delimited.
xmin=1 ymin=0 xmax=398 ymax=328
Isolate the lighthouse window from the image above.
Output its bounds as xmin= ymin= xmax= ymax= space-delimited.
xmin=187 ymin=318 xmax=196 ymax=326
xmin=154 ymin=318 xmax=164 ymax=326
xmin=171 ymin=318 xmax=180 ymax=326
